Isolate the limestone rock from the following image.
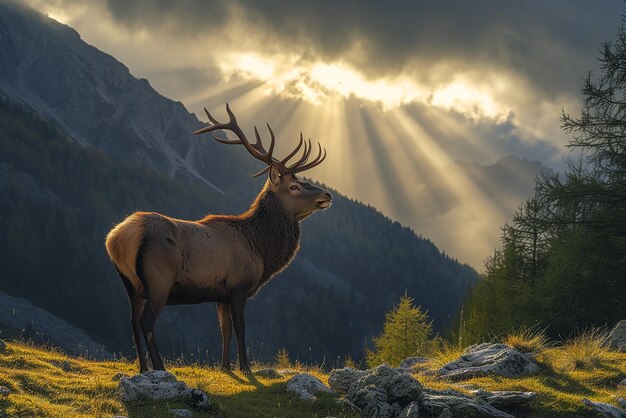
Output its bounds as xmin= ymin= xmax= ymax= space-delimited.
xmin=422 ymin=389 xmax=515 ymax=418
xmin=582 ymin=398 xmax=626 ymax=418
xmin=471 ymin=389 xmax=537 ymax=408
xmin=399 ymin=400 xmax=420 ymax=417
xmin=328 ymin=367 xmax=368 ymax=394
xmin=169 ymin=409 xmax=192 ymax=418
xmin=352 ymin=385 xmax=394 ymax=418
xmin=285 ymin=373 xmax=333 ymax=401
xmin=398 ymin=357 xmax=429 ymax=369
xmin=344 ymin=365 xmax=423 ymax=404
xmin=184 ymin=388 xmax=211 ymax=410
xmin=437 ymin=343 xmax=539 ymax=381
xmin=118 ymin=370 xmax=210 ymax=411
xmin=254 ymin=368 xmax=282 ymax=379
xmin=277 ymin=369 xmax=299 ymax=376
xmin=607 ymin=320 xmax=626 ymax=352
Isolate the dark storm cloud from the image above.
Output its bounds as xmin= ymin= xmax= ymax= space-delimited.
xmin=89 ymin=0 xmax=622 ymax=95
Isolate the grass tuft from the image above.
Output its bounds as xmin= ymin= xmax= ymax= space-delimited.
xmin=502 ymin=324 xmax=551 ymax=354
xmin=550 ymin=328 xmax=612 ymax=371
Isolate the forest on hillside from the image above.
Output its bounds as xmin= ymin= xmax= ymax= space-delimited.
xmin=462 ymin=19 xmax=626 ymax=341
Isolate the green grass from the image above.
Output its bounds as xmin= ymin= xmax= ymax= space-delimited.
xmin=1 ymin=339 xmax=625 ymax=417
xmin=0 ymin=341 xmax=359 ymax=418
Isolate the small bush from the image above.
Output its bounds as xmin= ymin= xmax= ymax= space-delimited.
xmin=502 ymin=324 xmax=550 ymax=354
xmin=274 ymin=348 xmax=290 ymax=369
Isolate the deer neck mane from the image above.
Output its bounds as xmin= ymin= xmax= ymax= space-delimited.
xmin=242 ymin=182 xmax=301 ymax=280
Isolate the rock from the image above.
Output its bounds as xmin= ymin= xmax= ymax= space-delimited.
xmin=582 ymin=398 xmax=626 ymax=417
xmin=277 ymin=368 xmax=299 ymax=376
xmin=118 ymin=370 xmax=210 ymax=410
xmin=254 ymin=368 xmax=282 ymax=379
xmin=618 ymin=379 xmax=626 ymax=389
xmin=336 ymin=398 xmax=361 ymax=412
xmin=471 ymin=389 xmax=537 ymax=408
xmin=345 ymin=365 xmax=423 ymax=405
xmin=112 ymin=372 xmax=128 ymax=381
xmin=328 ymin=367 xmax=368 ymax=394
xmin=352 ymin=385 xmax=394 ymax=418
xmin=60 ymin=360 xmax=72 ymax=372
xmin=329 ymin=365 xmax=423 ymax=418
xmin=619 ymin=399 xmax=626 ymax=409
xmin=285 ymin=373 xmax=333 ymax=401
xmin=437 ymin=343 xmax=539 ymax=381
xmin=169 ymin=409 xmax=192 ymax=418
xmin=422 ymin=389 xmax=515 ymax=418
xmin=607 ymin=320 xmax=626 ymax=352
xmin=398 ymin=357 xmax=429 ymax=369
xmin=0 ymin=386 xmax=11 ymax=396
xmin=437 ymin=408 xmax=452 ymax=418
xmin=184 ymin=388 xmax=211 ymax=410
xmin=399 ymin=400 xmax=420 ymax=417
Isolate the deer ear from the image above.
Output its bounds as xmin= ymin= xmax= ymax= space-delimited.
xmin=269 ymin=165 xmax=282 ymax=185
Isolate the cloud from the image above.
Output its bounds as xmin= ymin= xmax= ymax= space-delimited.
xmin=34 ymin=0 xmax=623 ymax=89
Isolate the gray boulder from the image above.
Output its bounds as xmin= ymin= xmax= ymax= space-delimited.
xmin=344 ymin=365 xmax=423 ymax=405
xmin=471 ymin=389 xmax=537 ymax=408
xmin=582 ymin=398 xmax=626 ymax=418
xmin=118 ymin=370 xmax=210 ymax=411
xmin=399 ymin=401 xmax=420 ymax=417
xmin=437 ymin=343 xmax=539 ymax=381
xmin=119 ymin=371 xmax=187 ymax=402
xmin=422 ymin=389 xmax=515 ymax=418
xmin=607 ymin=320 xmax=626 ymax=352
xmin=329 ymin=365 xmax=423 ymax=418
xmin=352 ymin=385 xmax=394 ymax=418
xmin=185 ymin=388 xmax=211 ymax=410
xmin=285 ymin=373 xmax=333 ymax=401
xmin=328 ymin=367 xmax=368 ymax=394
xmin=169 ymin=409 xmax=192 ymax=418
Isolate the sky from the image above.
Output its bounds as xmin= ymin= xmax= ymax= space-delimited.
xmin=24 ymin=0 xmax=624 ymax=268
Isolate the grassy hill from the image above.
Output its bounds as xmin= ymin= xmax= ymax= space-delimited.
xmin=1 ymin=334 xmax=625 ymax=418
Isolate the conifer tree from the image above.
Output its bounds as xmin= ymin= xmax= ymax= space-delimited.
xmin=366 ymin=293 xmax=432 ymax=367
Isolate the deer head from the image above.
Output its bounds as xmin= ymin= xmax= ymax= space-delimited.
xmin=193 ymin=104 xmax=332 ymax=220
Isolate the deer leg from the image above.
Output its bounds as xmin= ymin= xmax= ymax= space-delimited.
xmin=216 ymin=302 xmax=232 ymax=372
xmin=119 ymin=272 xmax=148 ymax=373
xmin=229 ymin=289 xmax=250 ymax=374
xmin=139 ymin=290 xmax=168 ymax=371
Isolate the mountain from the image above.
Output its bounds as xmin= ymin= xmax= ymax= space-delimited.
xmin=0 ymin=0 xmax=479 ymax=363
xmin=454 ymin=155 xmax=549 ymax=204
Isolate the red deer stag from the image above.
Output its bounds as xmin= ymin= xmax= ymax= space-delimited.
xmin=105 ymin=104 xmax=331 ymax=374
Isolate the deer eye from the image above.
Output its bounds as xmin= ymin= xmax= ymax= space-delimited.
xmin=290 ymin=185 xmax=300 ymax=191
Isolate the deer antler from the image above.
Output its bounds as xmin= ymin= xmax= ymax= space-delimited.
xmin=193 ymin=104 xmax=326 ymax=177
